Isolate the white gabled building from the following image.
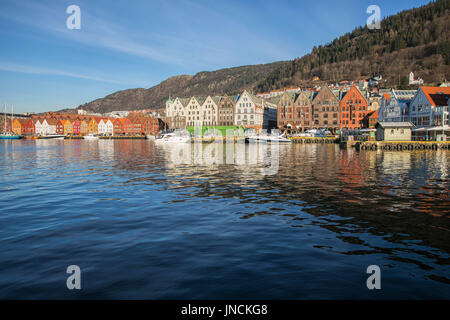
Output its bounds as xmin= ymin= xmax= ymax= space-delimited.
xmin=45 ymin=119 xmax=57 ymax=135
xmin=379 ymin=90 xmax=416 ymax=122
xmin=185 ymin=97 xmax=205 ymax=127
xmin=98 ymin=119 xmax=113 ymax=136
xmin=34 ymin=119 xmax=44 ymax=136
xmin=105 ymin=119 xmax=114 ymax=136
xmin=201 ymin=96 xmax=221 ymax=126
xmin=234 ymin=90 xmax=277 ymax=133
xmin=166 ymin=97 xmax=187 ymax=129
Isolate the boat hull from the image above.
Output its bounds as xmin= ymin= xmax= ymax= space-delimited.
xmin=83 ymin=135 xmax=99 ymax=140
xmin=0 ymin=135 xmax=20 ymax=140
xmin=40 ymin=135 xmax=65 ymax=140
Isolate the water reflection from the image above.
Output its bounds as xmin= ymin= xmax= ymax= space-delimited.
xmin=0 ymin=140 xmax=449 ymax=298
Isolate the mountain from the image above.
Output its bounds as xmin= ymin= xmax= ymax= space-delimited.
xmin=78 ymin=62 xmax=288 ymax=113
xmin=256 ymin=0 xmax=450 ymax=91
xmin=78 ymin=0 xmax=449 ymax=114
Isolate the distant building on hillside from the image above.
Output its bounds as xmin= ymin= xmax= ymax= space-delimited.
xmin=409 ymin=72 xmax=424 ymax=85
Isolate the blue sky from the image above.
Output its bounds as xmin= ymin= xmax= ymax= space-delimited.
xmin=0 ymin=0 xmax=432 ymax=113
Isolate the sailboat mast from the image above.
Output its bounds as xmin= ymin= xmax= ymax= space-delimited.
xmin=11 ymin=104 xmax=13 ymax=132
xmin=3 ymin=103 xmax=6 ymax=132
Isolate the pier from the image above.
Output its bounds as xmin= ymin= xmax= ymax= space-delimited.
xmin=290 ymin=137 xmax=338 ymax=144
xmin=355 ymin=141 xmax=450 ymax=151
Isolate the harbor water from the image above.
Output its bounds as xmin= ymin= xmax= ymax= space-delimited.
xmin=0 ymin=140 xmax=449 ymax=299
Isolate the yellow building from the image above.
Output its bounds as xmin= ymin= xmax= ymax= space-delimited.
xmin=88 ymin=118 xmax=98 ymax=134
xmin=12 ymin=119 xmax=22 ymax=135
xmin=64 ymin=119 xmax=73 ymax=135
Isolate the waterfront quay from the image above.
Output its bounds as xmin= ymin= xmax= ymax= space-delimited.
xmin=60 ymin=135 xmax=147 ymax=140
xmin=355 ymin=140 xmax=450 ymax=151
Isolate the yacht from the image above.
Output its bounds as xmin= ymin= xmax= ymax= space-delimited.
xmin=83 ymin=133 xmax=99 ymax=140
xmin=155 ymin=132 xmax=191 ymax=143
xmin=247 ymin=132 xmax=291 ymax=144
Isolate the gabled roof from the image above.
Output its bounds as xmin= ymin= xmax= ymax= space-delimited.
xmin=46 ymin=118 xmax=58 ymax=125
xmin=211 ymin=96 xmax=222 ymax=105
xmin=420 ymin=86 xmax=450 ymax=106
xmin=294 ymin=90 xmax=315 ymax=104
xmin=194 ymin=96 xmax=207 ymax=105
xmin=220 ymin=94 xmax=236 ymax=105
xmin=179 ymin=98 xmax=190 ymax=106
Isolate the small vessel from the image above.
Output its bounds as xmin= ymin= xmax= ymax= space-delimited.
xmin=247 ymin=132 xmax=291 ymax=144
xmin=83 ymin=133 xmax=99 ymax=140
xmin=155 ymin=132 xmax=191 ymax=143
xmin=0 ymin=103 xmax=20 ymax=139
xmin=0 ymin=132 xmax=20 ymax=139
xmin=40 ymin=134 xmax=65 ymax=140
xmin=146 ymin=134 xmax=156 ymax=140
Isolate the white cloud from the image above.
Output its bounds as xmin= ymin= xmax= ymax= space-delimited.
xmin=0 ymin=62 xmax=146 ymax=86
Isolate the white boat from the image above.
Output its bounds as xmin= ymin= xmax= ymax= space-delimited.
xmin=247 ymin=132 xmax=291 ymax=143
xmin=155 ymin=132 xmax=191 ymax=143
xmin=146 ymin=134 xmax=156 ymax=140
xmin=83 ymin=134 xmax=99 ymax=140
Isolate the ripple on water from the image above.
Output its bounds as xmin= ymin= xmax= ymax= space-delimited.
xmin=0 ymin=140 xmax=449 ymax=299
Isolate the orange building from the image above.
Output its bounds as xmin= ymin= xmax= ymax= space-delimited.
xmin=339 ymin=85 xmax=368 ymax=130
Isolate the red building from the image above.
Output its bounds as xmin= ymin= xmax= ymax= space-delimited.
xmin=339 ymin=85 xmax=368 ymax=130
xmin=72 ymin=120 xmax=81 ymax=135
xmin=123 ymin=118 xmax=133 ymax=135
xmin=141 ymin=116 xmax=160 ymax=135
xmin=55 ymin=119 xmax=64 ymax=134
xmin=131 ymin=117 xmax=142 ymax=135
xmin=19 ymin=118 xmax=35 ymax=135
xmin=114 ymin=118 xmax=124 ymax=135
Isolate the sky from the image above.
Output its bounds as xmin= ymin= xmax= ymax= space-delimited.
xmin=0 ymin=0 xmax=433 ymax=113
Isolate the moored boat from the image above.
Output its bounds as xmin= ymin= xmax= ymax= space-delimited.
xmin=0 ymin=132 xmax=20 ymax=139
xmin=83 ymin=133 xmax=99 ymax=140
xmin=155 ymin=132 xmax=191 ymax=143
xmin=39 ymin=134 xmax=65 ymax=140
xmin=247 ymin=132 xmax=291 ymax=144
xmin=1 ymin=103 xmax=20 ymax=139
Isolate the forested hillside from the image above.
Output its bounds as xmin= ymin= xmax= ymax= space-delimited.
xmin=256 ymin=0 xmax=449 ymax=91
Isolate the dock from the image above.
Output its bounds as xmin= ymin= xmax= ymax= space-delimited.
xmin=355 ymin=141 xmax=450 ymax=151
xmin=290 ymin=137 xmax=338 ymax=144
